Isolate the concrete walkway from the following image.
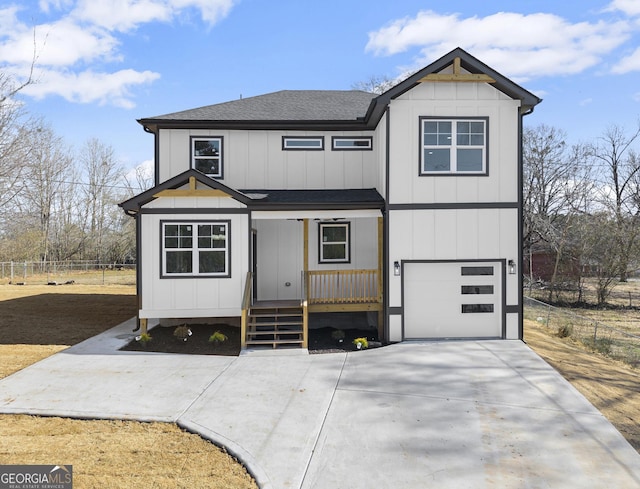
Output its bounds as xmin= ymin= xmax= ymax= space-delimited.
xmin=2 ymin=320 xmax=640 ymax=488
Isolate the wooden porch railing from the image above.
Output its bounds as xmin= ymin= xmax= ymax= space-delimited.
xmin=306 ymin=269 xmax=380 ymax=305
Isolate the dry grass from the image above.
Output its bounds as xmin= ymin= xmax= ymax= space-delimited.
xmin=525 ymin=318 xmax=640 ymax=451
xmin=0 ymin=281 xmax=257 ymax=489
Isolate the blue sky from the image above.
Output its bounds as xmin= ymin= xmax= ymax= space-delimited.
xmin=2 ymin=0 xmax=640 ymax=174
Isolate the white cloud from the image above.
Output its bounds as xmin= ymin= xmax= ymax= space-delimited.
xmin=607 ymin=0 xmax=640 ymax=16
xmin=22 ymin=68 xmax=161 ymax=108
xmin=72 ymin=0 xmax=235 ymax=32
xmin=366 ymin=11 xmax=631 ymax=81
xmin=612 ymin=47 xmax=640 ymax=73
xmin=171 ymin=0 xmax=235 ymax=25
xmin=0 ymin=19 xmax=119 ymax=67
xmin=0 ymin=0 xmax=237 ymax=107
xmin=72 ymin=0 xmax=172 ymax=32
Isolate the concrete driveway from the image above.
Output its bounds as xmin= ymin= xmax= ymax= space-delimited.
xmin=1 ymin=319 xmax=640 ymax=488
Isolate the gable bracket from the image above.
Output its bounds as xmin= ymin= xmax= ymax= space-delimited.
xmin=419 ymin=57 xmax=496 ymax=83
xmin=153 ymin=177 xmax=231 ymax=198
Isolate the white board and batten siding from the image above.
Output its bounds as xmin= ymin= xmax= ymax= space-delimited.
xmin=388 ymin=82 xmax=521 ymax=206
xmin=386 ymin=81 xmax=522 ymax=341
xmin=157 ymin=129 xmax=380 ymax=191
xmin=139 ymin=196 xmax=250 ymax=319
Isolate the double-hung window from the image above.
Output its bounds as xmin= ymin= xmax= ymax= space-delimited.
xmin=162 ymin=221 xmax=230 ymax=277
xmin=420 ymin=118 xmax=487 ymax=174
xmin=192 ymin=137 xmax=223 ymax=178
xmin=319 ymin=222 xmax=350 ymax=263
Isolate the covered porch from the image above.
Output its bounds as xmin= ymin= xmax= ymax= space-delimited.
xmin=241 ymin=208 xmax=384 ymax=350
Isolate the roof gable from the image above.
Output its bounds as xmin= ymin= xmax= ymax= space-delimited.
xmin=119 ymin=169 xmax=252 ymax=214
xmin=366 ymin=47 xmax=542 ymax=124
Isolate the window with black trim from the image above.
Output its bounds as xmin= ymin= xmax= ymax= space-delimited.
xmin=319 ymin=222 xmax=350 ymax=263
xmin=282 ymin=136 xmax=324 ymax=150
xmin=162 ymin=221 xmax=230 ymax=277
xmin=332 ymin=136 xmax=373 ymax=150
xmin=192 ymin=137 xmax=223 ymax=178
xmin=420 ymin=118 xmax=487 ymax=174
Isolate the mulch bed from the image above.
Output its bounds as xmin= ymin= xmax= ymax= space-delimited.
xmin=120 ymin=324 xmax=381 ymax=356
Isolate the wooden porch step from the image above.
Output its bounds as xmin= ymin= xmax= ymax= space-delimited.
xmin=249 ymin=321 xmax=303 ymax=328
xmin=245 ymin=302 xmax=305 ymax=349
xmin=250 ymin=312 xmax=302 ymax=318
xmin=246 ymin=330 xmax=303 ymax=337
xmin=245 ymin=339 xmax=304 ymax=347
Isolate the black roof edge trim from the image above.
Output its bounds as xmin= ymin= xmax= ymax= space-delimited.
xmin=137 ymin=119 xmax=373 ymax=133
xmin=365 ymin=47 xmax=542 ymax=127
xmin=119 ymin=168 xmax=251 ymax=213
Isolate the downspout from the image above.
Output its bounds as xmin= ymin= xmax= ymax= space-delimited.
xmin=518 ymin=105 xmax=536 ymax=340
xmin=133 ymin=210 xmax=143 ymax=332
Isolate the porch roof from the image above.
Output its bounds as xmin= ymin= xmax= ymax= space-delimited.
xmin=239 ymin=188 xmax=385 ymax=210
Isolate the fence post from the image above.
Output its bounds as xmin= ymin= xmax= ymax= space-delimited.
xmin=23 ymin=261 xmax=27 ymax=280
xmin=593 ymin=321 xmax=598 ymax=344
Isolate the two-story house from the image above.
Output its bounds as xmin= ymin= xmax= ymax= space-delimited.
xmin=120 ymin=47 xmax=541 ymax=349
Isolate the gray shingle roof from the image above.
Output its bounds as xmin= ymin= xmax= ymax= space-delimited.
xmin=147 ymin=90 xmax=376 ymax=122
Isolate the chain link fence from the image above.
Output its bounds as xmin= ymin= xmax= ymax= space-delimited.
xmin=0 ymin=261 xmax=136 ymax=286
xmin=524 ymin=296 xmax=640 ymax=367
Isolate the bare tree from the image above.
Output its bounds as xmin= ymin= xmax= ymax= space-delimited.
xmin=0 ymin=74 xmax=35 ymax=214
xmin=78 ymin=138 xmax=124 ymax=262
xmin=590 ymin=123 xmax=640 ymax=282
xmin=17 ymin=123 xmax=74 ymax=262
xmin=523 ymin=125 xmax=593 ymax=300
xmin=351 ymin=75 xmax=397 ymax=94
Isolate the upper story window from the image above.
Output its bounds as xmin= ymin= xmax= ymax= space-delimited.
xmin=332 ymin=136 xmax=373 ymax=151
xmin=319 ymin=222 xmax=350 ymax=263
xmin=192 ymin=137 xmax=223 ymax=178
xmin=282 ymin=136 xmax=324 ymax=150
xmin=420 ymin=118 xmax=487 ymax=175
xmin=162 ymin=221 xmax=230 ymax=277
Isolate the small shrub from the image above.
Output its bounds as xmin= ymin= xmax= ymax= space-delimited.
xmin=353 ymin=337 xmax=369 ymax=350
xmin=136 ymin=333 xmax=152 ymax=346
xmin=331 ymin=330 xmax=345 ymax=342
xmin=582 ymin=337 xmax=613 ymax=356
xmin=209 ymin=330 xmax=228 ymax=345
xmin=173 ymin=325 xmax=192 ymax=342
xmin=557 ymin=323 xmax=573 ymax=338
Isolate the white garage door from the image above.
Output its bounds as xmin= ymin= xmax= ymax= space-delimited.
xmin=404 ymin=261 xmax=502 ymax=339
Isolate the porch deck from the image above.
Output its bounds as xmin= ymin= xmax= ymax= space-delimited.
xmin=241 ymin=269 xmax=382 ymax=349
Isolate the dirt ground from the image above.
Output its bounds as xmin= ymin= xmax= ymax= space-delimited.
xmin=524 ymin=319 xmax=640 ymax=451
xmin=0 ymin=283 xmax=257 ymax=489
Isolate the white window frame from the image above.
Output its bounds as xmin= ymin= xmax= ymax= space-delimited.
xmin=319 ymin=222 xmax=350 ymax=263
xmin=191 ymin=137 xmax=223 ymax=178
xmin=161 ymin=220 xmax=230 ymax=278
xmin=282 ymin=136 xmax=324 ymax=150
xmin=420 ymin=118 xmax=488 ymax=175
xmin=331 ymin=136 xmax=373 ymax=151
